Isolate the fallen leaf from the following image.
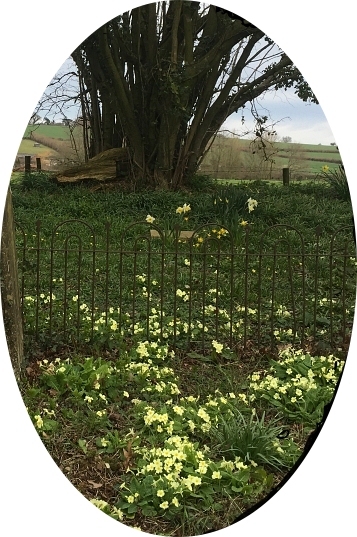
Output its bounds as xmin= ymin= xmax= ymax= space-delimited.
xmin=87 ymin=480 xmax=103 ymax=489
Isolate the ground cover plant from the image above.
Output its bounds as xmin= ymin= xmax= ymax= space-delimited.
xmin=22 ymin=327 xmax=345 ymax=535
xmin=12 ymin=172 xmax=355 ymax=535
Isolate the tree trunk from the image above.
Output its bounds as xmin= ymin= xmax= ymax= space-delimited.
xmin=1 ymin=188 xmax=24 ymax=378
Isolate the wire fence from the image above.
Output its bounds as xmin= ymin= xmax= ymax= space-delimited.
xmin=16 ymin=220 xmax=356 ymax=353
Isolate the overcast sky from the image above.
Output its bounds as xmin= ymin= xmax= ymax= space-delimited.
xmin=222 ymin=88 xmax=335 ymax=145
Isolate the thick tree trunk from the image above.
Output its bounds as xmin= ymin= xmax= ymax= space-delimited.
xmin=1 ymin=188 xmax=24 ymax=378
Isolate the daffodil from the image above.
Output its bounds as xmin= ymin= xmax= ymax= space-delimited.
xmin=247 ymin=197 xmax=258 ymax=213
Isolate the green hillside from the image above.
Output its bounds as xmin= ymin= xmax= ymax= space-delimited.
xmin=24 ymin=124 xmax=73 ymax=140
xmin=17 ymin=139 xmax=60 ymax=157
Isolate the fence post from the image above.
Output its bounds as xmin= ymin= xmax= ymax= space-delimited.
xmin=36 ymin=157 xmax=41 ymax=171
xmin=282 ymin=167 xmax=290 ymax=186
xmin=25 ymin=155 xmax=31 ymax=173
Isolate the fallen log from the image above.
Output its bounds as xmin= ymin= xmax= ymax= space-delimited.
xmin=55 ymin=147 xmax=130 ymax=183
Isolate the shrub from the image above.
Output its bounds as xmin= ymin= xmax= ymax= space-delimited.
xmin=209 ymin=406 xmax=301 ymax=471
xmin=318 ymin=165 xmax=351 ymax=202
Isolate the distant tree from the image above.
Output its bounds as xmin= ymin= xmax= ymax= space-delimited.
xmin=250 ymin=131 xmax=280 ymax=180
xmin=62 ymin=117 xmax=73 ymax=127
xmin=286 ymin=143 xmax=305 ymax=179
xmin=29 ymin=113 xmax=42 ymax=125
xmin=282 ymin=136 xmax=292 ymax=143
xmin=43 ymin=116 xmax=51 ymax=125
xmin=204 ymin=132 xmax=242 ymax=179
xmin=330 ymin=142 xmax=336 ymax=146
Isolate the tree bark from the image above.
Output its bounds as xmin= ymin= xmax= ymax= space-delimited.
xmin=1 ymin=188 xmax=24 ymax=378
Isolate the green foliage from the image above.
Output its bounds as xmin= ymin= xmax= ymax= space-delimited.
xmin=248 ymin=348 xmax=345 ymax=427
xmin=23 ymin=338 xmax=345 ymax=534
xmin=210 ymin=185 xmax=252 ymax=227
xmin=184 ymin=174 xmax=215 ymax=192
xmin=318 ymin=164 xmax=351 ymax=202
xmin=18 ymin=171 xmax=58 ymax=193
xmin=210 ymin=407 xmax=301 ymax=471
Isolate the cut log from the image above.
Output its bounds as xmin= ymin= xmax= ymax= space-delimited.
xmin=55 ymin=147 xmax=130 ymax=183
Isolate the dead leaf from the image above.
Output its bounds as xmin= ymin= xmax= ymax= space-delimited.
xmin=123 ymin=441 xmax=134 ymax=472
xmin=87 ymin=480 xmax=103 ymax=489
xmin=108 ymin=412 xmax=122 ymax=422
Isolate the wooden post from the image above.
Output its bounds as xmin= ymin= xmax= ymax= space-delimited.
xmin=1 ymin=188 xmax=24 ymax=379
xmin=36 ymin=157 xmax=41 ymax=171
xmin=282 ymin=167 xmax=290 ymax=186
xmin=25 ymin=155 xmax=31 ymax=173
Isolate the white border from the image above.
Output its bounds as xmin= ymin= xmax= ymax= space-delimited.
xmin=1 ymin=2 xmax=355 ymax=536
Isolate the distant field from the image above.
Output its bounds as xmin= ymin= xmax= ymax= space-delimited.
xmin=24 ymin=124 xmax=74 ymax=140
xmin=19 ymin=124 xmax=84 ymax=166
xmin=17 ymin=138 xmax=60 ymax=157
xmin=200 ymin=137 xmax=343 ymax=180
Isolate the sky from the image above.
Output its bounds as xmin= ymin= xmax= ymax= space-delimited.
xmin=222 ymin=89 xmax=336 ymax=145
xmin=0 ymin=2 xmax=356 ymax=537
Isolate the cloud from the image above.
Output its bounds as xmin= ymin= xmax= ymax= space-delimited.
xmin=222 ymin=87 xmax=335 ymax=145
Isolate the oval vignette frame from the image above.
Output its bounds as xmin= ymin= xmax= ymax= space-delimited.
xmin=0 ymin=1 xmax=356 ymax=537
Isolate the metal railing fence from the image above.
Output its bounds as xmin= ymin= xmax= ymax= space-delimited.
xmin=15 ymin=220 xmax=356 ymax=352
